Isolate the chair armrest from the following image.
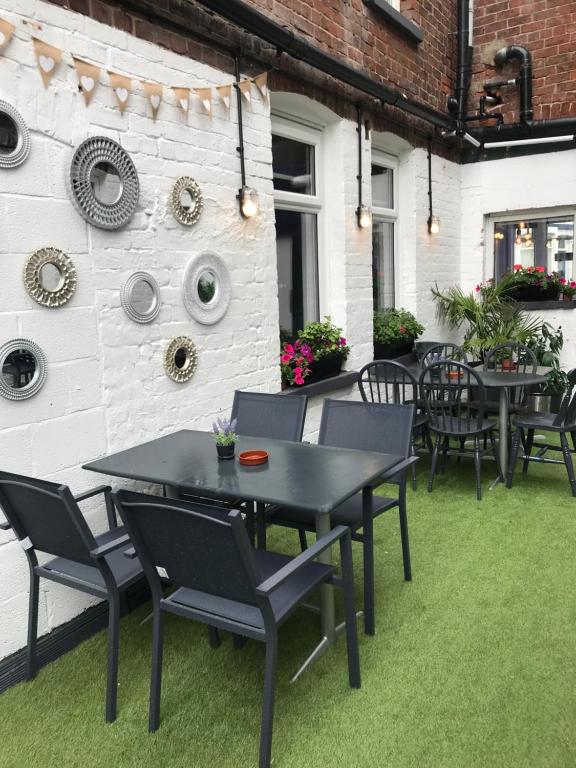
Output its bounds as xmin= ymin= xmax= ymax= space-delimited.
xmin=74 ymin=485 xmax=112 ymax=503
xmin=123 ymin=546 xmax=138 ymax=559
xmin=256 ymin=525 xmax=349 ymax=596
xmin=0 ymin=520 xmax=11 ymax=531
xmin=377 ymin=456 xmax=419 ymax=483
xmin=89 ymin=532 xmax=131 ymax=560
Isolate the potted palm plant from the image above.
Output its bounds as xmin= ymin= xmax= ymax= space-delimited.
xmin=373 ymin=308 xmax=424 ymax=360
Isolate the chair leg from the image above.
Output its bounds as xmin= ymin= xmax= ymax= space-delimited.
xmin=398 ymin=493 xmax=412 ymax=582
xmin=149 ymin=605 xmax=164 ymax=732
xmin=26 ymin=570 xmax=39 ymax=681
xmin=245 ymin=501 xmax=256 ymax=547
xmin=259 ymin=634 xmax=278 ymax=768
xmin=473 ymin=435 xmax=482 ymax=501
xmin=298 ymin=528 xmax=308 ymax=551
xmin=560 ymin=432 xmax=576 ymax=497
xmin=339 ymin=535 xmax=360 ymax=689
xmin=488 ymin=429 xmax=504 ymax=481
xmin=571 ymin=431 xmax=576 ymax=453
xmin=410 ymin=437 xmax=417 ymax=491
xmin=208 ymin=626 xmax=221 ymax=648
xmin=233 ymin=634 xmax=247 ymax=650
xmin=440 ymin=436 xmax=450 ymax=474
xmin=428 ymin=434 xmax=441 ymax=493
xmin=424 ymin=426 xmax=434 ymax=453
xmin=507 ymin=427 xmax=522 ymax=488
xmin=105 ymin=591 xmax=121 ymax=723
xmin=522 ymin=429 xmax=534 ymax=475
xmin=256 ymin=502 xmax=267 ymax=550
xmin=456 ymin=436 xmax=465 ymax=464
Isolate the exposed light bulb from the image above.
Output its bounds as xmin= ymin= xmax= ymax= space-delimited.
xmin=357 ymin=205 xmax=372 ymax=229
xmin=494 ymin=231 xmax=504 ymax=240
xmin=428 ymin=215 xmax=440 ymax=235
xmin=239 ymin=186 xmax=258 ymax=219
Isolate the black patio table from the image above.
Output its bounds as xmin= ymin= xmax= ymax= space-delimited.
xmin=83 ymin=429 xmax=403 ymax=678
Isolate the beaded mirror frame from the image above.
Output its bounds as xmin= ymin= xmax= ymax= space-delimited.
xmin=0 ymin=339 xmax=47 ymax=401
xmin=23 ymin=247 xmax=77 ymax=308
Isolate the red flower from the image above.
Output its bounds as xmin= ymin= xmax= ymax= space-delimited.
xmin=399 ymin=326 xmax=406 ymax=333
xmin=475 ymin=285 xmax=481 ymax=292
xmin=513 ymin=264 xmax=523 ymax=271
xmin=559 ymin=277 xmax=567 ymax=284
xmin=535 ymin=266 xmax=546 ymax=273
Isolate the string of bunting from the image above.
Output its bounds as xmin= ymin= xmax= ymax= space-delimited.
xmin=0 ymin=14 xmax=270 ymax=122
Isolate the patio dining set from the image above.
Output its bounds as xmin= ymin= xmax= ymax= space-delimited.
xmin=1 ymin=341 xmax=576 ymax=768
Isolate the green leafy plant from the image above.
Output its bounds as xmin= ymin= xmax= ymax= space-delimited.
xmin=526 ymin=322 xmax=568 ymax=393
xmin=211 ymin=418 xmax=237 ymax=446
xmin=506 ymin=264 xmax=560 ymax=292
xmin=296 ymin=316 xmax=350 ymax=362
xmin=373 ymin=308 xmax=424 ymax=344
xmin=431 ymin=276 xmax=542 ymax=359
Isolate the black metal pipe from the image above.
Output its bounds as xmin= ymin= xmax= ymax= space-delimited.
xmin=468 ymin=118 xmax=576 ymax=143
xmin=234 ymin=55 xmax=246 ymax=188
xmin=452 ymin=0 xmax=473 ymax=133
xmin=494 ymin=45 xmax=533 ymax=123
xmin=427 ymin=135 xmax=433 ymax=225
xmin=356 ymin=105 xmax=363 ymax=212
xmin=194 ymin=0 xmax=451 ymax=129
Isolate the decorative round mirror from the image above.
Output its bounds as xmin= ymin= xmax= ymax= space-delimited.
xmin=164 ymin=336 xmax=198 ymax=383
xmin=170 ymin=176 xmax=203 ymax=226
xmin=23 ymin=247 xmax=77 ymax=308
xmin=0 ymin=339 xmax=47 ymax=401
xmin=183 ymin=253 xmax=231 ymax=325
xmin=121 ymin=272 xmax=161 ymax=324
xmin=0 ymin=100 xmax=31 ymax=169
xmin=69 ymin=136 xmax=139 ymax=230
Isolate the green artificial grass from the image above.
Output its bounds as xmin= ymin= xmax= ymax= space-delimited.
xmin=2 ymin=455 xmax=576 ymax=768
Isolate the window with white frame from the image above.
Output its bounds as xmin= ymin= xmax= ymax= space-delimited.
xmin=371 ymin=152 xmax=398 ymax=310
xmin=272 ymin=117 xmax=322 ymax=341
xmin=490 ymin=209 xmax=575 ymax=282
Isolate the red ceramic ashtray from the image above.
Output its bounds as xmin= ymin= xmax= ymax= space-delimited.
xmin=239 ymin=450 xmax=269 ymax=466
xmin=447 ymin=370 xmax=464 ymax=379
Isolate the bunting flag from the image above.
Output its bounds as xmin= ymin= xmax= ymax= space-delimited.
xmin=196 ymin=87 xmax=212 ymax=116
xmin=172 ymin=86 xmax=190 ymax=117
xmin=0 ymin=18 xmax=15 ymax=51
xmin=32 ymin=37 xmax=62 ymax=88
xmin=216 ymin=84 xmax=231 ymax=114
xmin=253 ymin=72 xmax=269 ymax=104
xmin=238 ymin=79 xmax=252 ymax=104
xmin=142 ymin=81 xmax=162 ymax=120
xmin=108 ymin=71 xmax=131 ymax=113
xmin=73 ymin=56 xmax=100 ymax=106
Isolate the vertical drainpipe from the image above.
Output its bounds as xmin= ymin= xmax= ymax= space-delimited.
xmin=494 ymin=45 xmax=533 ymax=123
xmin=454 ymin=0 xmax=474 ymax=135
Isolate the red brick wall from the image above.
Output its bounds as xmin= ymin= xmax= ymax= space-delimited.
xmin=472 ymin=0 xmax=576 ymax=123
xmin=45 ymin=0 xmax=459 ymax=149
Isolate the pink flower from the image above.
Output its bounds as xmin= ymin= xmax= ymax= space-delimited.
xmin=559 ymin=277 xmax=567 ymax=284
xmin=283 ymin=344 xmax=294 ymax=356
xmin=339 ymin=337 xmax=347 ymax=346
xmin=535 ymin=266 xmax=546 ymax=273
xmin=294 ymin=375 xmax=305 ymax=385
xmin=280 ymin=353 xmax=292 ymax=364
xmin=475 ymin=285 xmax=481 ymax=292
xmin=294 ymin=367 xmax=302 ymax=376
xmin=513 ymin=264 xmax=523 ymax=271
xmin=571 ymin=281 xmax=576 ymax=288
xmin=399 ymin=326 xmax=406 ymax=333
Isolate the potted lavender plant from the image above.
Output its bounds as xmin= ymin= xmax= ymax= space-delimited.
xmin=212 ymin=417 xmax=237 ymax=460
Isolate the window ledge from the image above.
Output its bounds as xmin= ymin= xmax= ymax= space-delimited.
xmin=520 ymin=301 xmax=576 ymax=311
xmin=363 ymin=0 xmax=423 ymax=44
xmin=280 ymin=371 xmax=358 ymax=398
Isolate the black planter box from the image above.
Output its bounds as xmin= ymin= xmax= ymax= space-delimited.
xmin=508 ymin=284 xmax=560 ymax=301
xmin=305 ymin=353 xmax=343 ymax=384
xmin=374 ymin=340 xmax=414 ymax=360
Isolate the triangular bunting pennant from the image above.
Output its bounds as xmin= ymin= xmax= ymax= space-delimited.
xmin=253 ymin=72 xmax=269 ymax=104
xmin=108 ymin=71 xmax=131 ymax=113
xmin=237 ymin=79 xmax=252 ymax=104
xmin=216 ymin=84 xmax=231 ymax=114
xmin=73 ymin=56 xmax=100 ymax=106
xmin=32 ymin=37 xmax=62 ymax=88
xmin=0 ymin=18 xmax=15 ymax=51
xmin=172 ymin=86 xmax=190 ymax=117
xmin=142 ymin=81 xmax=162 ymax=121
xmin=196 ymin=87 xmax=212 ymax=116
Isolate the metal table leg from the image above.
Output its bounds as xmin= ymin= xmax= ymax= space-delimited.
xmin=490 ymin=388 xmax=509 ymax=489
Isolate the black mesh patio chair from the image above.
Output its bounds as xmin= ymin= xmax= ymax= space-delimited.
xmin=358 ymin=360 xmax=432 ymax=490
xmin=267 ymin=399 xmax=417 ymax=635
xmin=422 ymin=343 xmax=468 ymax=366
xmin=180 ymin=391 xmax=307 ymax=547
xmin=113 ymin=490 xmax=360 ymax=768
xmin=419 ymin=361 xmax=503 ymax=500
xmin=0 ymin=471 xmax=143 ymax=723
xmin=507 ymin=369 xmax=576 ymax=497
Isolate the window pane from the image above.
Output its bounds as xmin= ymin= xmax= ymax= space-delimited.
xmin=494 ymin=216 xmax=574 ymax=281
xmin=272 ymin=135 xmax=315 ymax=195
xmin=373 ymin=220 xmax=395 ymax=310
xmin=371 ymin=164 xmax=394 ymax=209
xmin=275 ymin=209 xmax=319 ymax=339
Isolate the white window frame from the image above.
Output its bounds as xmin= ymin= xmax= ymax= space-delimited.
xmin=272 ymin=114 xmax=324 ymax=327
xmin=371 ymin=151 xmax=399 ymax=307
xmin=484 ymin=206 xmax=576 ymax=280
